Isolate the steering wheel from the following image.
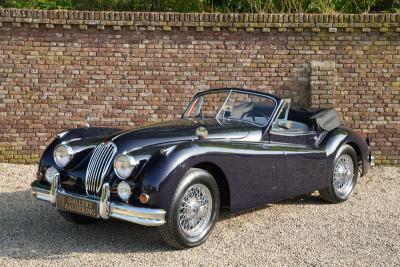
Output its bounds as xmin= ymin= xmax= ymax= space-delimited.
xmin=240 ymin=110 xmax=268 ymax=124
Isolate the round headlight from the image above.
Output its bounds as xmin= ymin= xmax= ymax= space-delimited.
xmin=54 ymin=144 xmax=73 ymax=168
xmin=45 ymin=167 xmax=59 ymax=184
xmin=114 ymin=154 xmax=137 ymax=179
xmin=117 ymin=181 xmax=132 ymax=201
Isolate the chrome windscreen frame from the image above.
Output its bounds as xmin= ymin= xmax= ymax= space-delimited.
xmin=182 ymin=88 xmax=279 ymax=129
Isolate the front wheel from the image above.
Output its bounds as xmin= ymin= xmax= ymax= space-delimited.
xmin=159 ymin=168 xmax=220 ymax=249
xmin=320 ymin=144 xmax=358 ymax=203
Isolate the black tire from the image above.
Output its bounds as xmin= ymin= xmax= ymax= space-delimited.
xmin=58 ymin=210 xmax=98 ymax=225
xmin=320 ymin=144 xmax=358 ymax=203
xmin=159 ymin=168 xmax=220 ymax=249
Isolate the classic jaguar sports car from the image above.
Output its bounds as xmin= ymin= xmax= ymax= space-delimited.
xmin=31 ymin=88 xmax=373 ymax=249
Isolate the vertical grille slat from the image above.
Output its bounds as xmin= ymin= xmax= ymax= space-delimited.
xmin=92 ymin=144 xmax=110 ymax=192
xmin=87 ymin=144 xmax=103 ymax=192
xmin=85 ymin=142 xmax=117 ymax=196
xmin=91 ymin=145 xmax=107 ymax=192
xmin=87 ymin=146 xmax=101 ymax=192
xmin=96 ymin=147 xmax=114 ymax=189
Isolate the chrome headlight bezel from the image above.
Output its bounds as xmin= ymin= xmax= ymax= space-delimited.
xmin=113 ymin=154 xmax=137 ymax=180
xmin=53 ymin=144 xmax=74 ymax=168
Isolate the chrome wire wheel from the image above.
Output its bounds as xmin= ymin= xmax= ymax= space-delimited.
xmin=333 ymin=154 xmax=355 ymax=197
xmin=178 ymin=183 xmax=213 ymax=237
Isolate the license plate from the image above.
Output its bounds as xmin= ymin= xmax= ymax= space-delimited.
xmin=56 ymin=194 xmax=99 ymax=218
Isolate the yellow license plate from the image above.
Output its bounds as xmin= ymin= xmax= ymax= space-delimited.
xmin=56 ymin=195 xmax=99 ymax=218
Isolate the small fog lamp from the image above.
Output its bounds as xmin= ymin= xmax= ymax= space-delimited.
xmin=45 ymin=167 xmax=59 ymax=184
xmin=117 ymin=181 xmax=132 ymax=201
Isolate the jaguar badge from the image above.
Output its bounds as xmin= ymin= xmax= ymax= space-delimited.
xmin=195 ymin=127 xmax=208 ymax=140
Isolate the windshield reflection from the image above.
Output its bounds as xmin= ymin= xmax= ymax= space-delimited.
xmin=183 ymin=90 xmax=277 ymax=127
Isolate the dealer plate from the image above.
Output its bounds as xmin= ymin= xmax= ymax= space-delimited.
xmin=56 ymin=194 xmax=99 ymax=218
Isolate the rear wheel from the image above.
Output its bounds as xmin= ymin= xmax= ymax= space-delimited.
xmin=159 ymin=168 xmax=220 ymax=249
xmin=58 ymin=210 xmax=98 ymax=225
xmin=320 ymin=144 xmax=358 ymax=203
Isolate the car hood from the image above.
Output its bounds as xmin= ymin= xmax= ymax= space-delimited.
xmin=106 ymin=118 xmax=261 ymax=152
xmin=52 ymin=118 xmax=262 ymax=196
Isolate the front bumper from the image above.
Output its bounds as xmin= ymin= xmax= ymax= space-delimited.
xmin=31 ymin=176 xmax=166 ymax=227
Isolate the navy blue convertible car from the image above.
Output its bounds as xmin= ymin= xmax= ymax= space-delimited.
xmin=31 ymin=88 xmax=373 ymax=248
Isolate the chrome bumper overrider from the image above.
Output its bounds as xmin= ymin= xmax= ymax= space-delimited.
xmin=31 ymin=175 xmax=166 ymax=227
xmin=369 ymin=152 xmax=375 ymax=166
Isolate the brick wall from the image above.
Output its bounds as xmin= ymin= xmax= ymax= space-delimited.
xmin=0 ymin=9 xmax=399 ymax=165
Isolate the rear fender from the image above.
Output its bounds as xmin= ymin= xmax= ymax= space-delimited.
xmin=318 ymin=127 xmax=370 ymax=180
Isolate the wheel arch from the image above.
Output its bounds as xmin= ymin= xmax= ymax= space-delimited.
xmin=346 ymin=141 xmax=363 ymax=175
xmin=345 ymin=140 xmax=369 ymax=177
xmin=321 ymin=127 xmax=369 ymax=178
xmin=193 ymin=162 xmax=231 ymax=210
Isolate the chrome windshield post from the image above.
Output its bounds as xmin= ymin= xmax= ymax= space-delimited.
xmin=215 ymin=90 xmax=232 ymax=120
xmin=99 ymin=183 xmax=110 ymax=219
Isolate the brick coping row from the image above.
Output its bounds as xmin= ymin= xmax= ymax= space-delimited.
xmin=0 ymin=8 xmax=399 ymax=31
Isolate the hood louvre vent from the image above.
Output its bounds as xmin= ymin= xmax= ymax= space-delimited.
xmin=85 ymin=142 xmax=117 ymax=196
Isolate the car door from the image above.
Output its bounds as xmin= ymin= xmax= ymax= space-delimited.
xmin=211 ymin=91 xmax=287 ymax=211
xmin=269 ymin=133 xmax=327 ymax=198
xmin=216 ymin=140 xmax=286 ymax=211
xmin=268 ymin=100 xmax=327 ymax=198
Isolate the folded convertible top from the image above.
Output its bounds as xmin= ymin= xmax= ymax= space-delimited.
xmin=231 ymin=103 xmax=340 ymax=131
xmin=309 ymin=109 xmax=340 ymax=131
xmin=288 ymin=108 xmax=340 ymax=131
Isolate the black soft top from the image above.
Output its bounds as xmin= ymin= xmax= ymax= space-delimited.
xmin=288 ymin=108 xmax=340 ymax=131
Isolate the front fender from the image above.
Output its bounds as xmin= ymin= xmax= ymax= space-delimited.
xmin=39 ymin=127 xmax=121 ymax=182
xmin=57 ymin=127 xmax=121 ymax=142
xmin=140 ymin=141 xmax=218 ymax=211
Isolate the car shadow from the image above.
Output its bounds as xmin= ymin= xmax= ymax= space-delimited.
xmin=279 ymin=193 xmax=327 ymax=206
xmin=0 ymin=189 xmax=327 ymax=259
xmin=0 ymin=190 xmax=173 ymax=259
xmin=219 ymin=193 xmax=326 ymax=221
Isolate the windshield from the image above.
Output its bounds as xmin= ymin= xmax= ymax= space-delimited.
xmin=183 ymin=90 xmax=277 ymax=126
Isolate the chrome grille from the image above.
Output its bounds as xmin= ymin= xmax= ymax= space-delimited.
xmin=85 ymin=142 xmax=117 ymax=195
